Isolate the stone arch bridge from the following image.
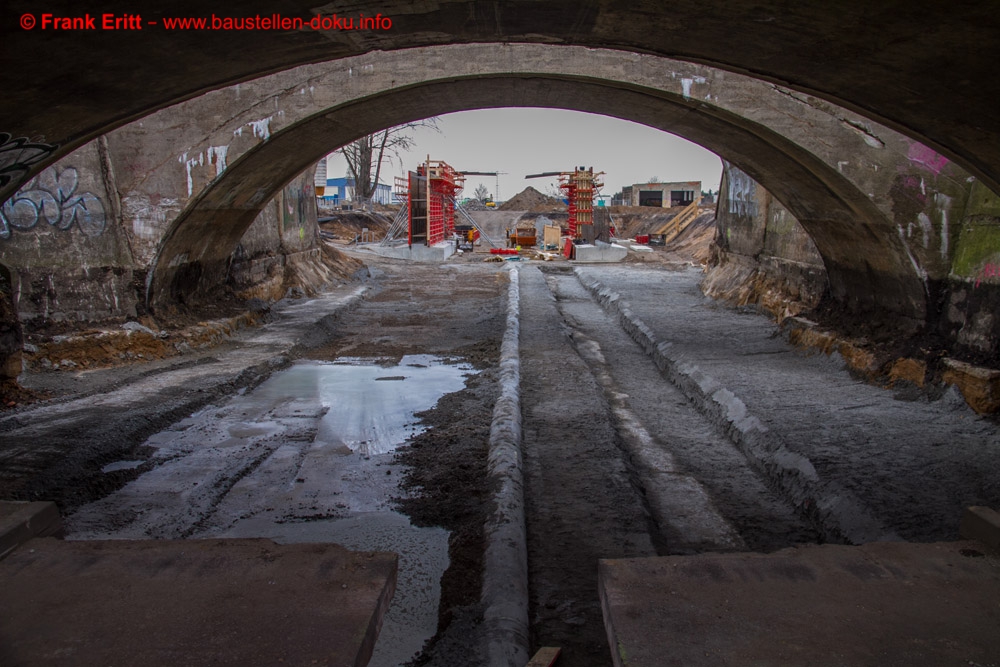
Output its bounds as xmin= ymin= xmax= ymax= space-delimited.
xmin=1 ymin=1 xmax=999 ymax=373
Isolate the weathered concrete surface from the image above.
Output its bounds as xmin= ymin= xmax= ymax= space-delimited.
xmin=705 ymin=161 xmax=828 ymax=320
xmin=0 ymin=537 xmax=397 ymax=667
xmin=708 ymin=160 xmax=1000 ymax=368
xmin=599 ymin=540 xmax=1000 ymax=667
xmin=573 ymin=242 xmax=628 ymax=263
xmin=0 ymin=141 xmax=141 ymax=328
xmin=961 ymin=506 xmax=1000 ymax=551
xmin=577 ymin=266 xmax=1000 ymax=544
xmin=0 ymin=500 xmax=62 ymax=559
xmin=2 ymin=1 xmax=1000 ymax=204
xmin=481 ymin=267 xmax=530 ymax=667
xmin=362 ymin=241 xmax=456 ymax=263
xmin=0 ymin=146 xmax=326 ymax=326
xmin=0 ymin=264 xmax=21 ymax=379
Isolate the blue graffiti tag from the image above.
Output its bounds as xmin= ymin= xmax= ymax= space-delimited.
xmin=0 ymin=166 xmax=106 ymax=239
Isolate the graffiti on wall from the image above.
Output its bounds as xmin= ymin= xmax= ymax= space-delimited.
xmin=907 ymin=143 xmax=950 ymax=176
xmin=0 ymin=132 xmax=59 ymax=192
xmin=975 ymin=263 xmax=1000 ymax=289
xmin=282 ymin=181 xmax=312 ymax=241
xmin=0 ymin=166 xmax=106 ymax=239
xmin=727 ymin=165 xmax=758 ymax=218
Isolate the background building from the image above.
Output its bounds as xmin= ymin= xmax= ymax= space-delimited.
xmin=627 ymin=181 xmax=702 ymax=207
xmin=321 ymin=177 xmax=393 ymax=206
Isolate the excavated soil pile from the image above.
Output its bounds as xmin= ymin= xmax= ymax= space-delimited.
xmin=498 ymin=187 xmax=564 ymax=212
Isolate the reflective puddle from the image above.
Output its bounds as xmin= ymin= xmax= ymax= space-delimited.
xmin=229 ymin=354 xmax=476 ymax=665
xmin=251 ymin=354 xmax=475 ymax=456
xmin=73 ymin=354 xmax=478 ymax=666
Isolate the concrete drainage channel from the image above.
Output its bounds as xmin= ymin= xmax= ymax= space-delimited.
xmin=573 ymin=268 xmax=894 ymax=545
xmin=480 ymin=266 xmax=530 ymax=667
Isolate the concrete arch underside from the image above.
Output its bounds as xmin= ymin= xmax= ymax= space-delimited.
xmin=136 ymin=45 xmax=956 ymax=327
xmin=2 ymin=0 xmax=999 ymax=205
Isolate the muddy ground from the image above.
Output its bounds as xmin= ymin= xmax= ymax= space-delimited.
xmin=1 ymin=258 xmax=509 ymax=666
xmin=3 ymin=235 xmax=999 ymax=666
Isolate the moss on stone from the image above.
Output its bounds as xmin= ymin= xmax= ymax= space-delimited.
xmin=952 ymin=216 xmax=1000 ymax=278
xmin=964 ymin=181 xmax=1000 ymax=218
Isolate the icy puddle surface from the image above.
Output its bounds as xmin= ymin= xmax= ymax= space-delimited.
xmin=68 ymin=354 xmax=477 ymax=667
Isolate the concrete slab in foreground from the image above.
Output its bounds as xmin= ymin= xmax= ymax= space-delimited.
xmin=0 ymin=501 xmax=62 ymax=559
xmin=0 ymin=537 xmax=397 ymax=667
xmin=599 ymin=541 xmax=1000 ymax=666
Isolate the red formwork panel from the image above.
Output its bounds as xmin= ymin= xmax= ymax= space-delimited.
xmin=410 ymin=159 xmax=464 ymax=246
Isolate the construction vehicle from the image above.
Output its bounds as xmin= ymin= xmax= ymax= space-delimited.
xmin=507 ymin=226 xmax=537 ymax=248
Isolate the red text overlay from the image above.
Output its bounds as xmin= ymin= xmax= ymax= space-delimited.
xmin=19 ymin=13 xmax=392 ymax=31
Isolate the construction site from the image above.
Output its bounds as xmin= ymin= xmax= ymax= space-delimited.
xmin=318 ymin=161 xmax=715 ymax=267
xmin=2 ymin=4 xmax=1000 ymax=667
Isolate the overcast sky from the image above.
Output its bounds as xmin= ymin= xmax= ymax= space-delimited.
xmin=324 ymin=108 xmax=723 ymax=202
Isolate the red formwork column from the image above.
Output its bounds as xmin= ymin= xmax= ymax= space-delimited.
xmin=561 ymin=181 xmax=578 ymax=239
xmin=407 ymin=171 xmax=416 ymax=246
xmin=428 ymin=190 xmax=444 ymax=244
xmin=410 ymin=159 xmax=464 ymax=246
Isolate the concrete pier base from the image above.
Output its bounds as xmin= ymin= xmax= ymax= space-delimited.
xmin=573 ymin=242 xmax=628 ymax=263
xmin=366 ymin=241 xmax=456 ymax=262
xmin=599 ymin=540 xmax=1000 ymax=666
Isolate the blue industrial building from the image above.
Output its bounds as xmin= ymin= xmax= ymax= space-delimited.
xmin=323 ymin=177 xmax=392 ymax=206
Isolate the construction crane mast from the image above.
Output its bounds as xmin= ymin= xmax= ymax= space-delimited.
xmin=460 ymin=170 xmax=508 ymax=203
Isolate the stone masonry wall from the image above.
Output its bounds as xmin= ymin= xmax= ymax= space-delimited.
xmin=706 ymin=162 xmax=1000 ymax=369
xmin=703 ymin=162 xmax=829 ymax=320
xmin=0 ymin=138 xmax=323 ymax=376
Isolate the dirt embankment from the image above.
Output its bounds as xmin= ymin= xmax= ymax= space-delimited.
xmin=318 ymin=210 xmax=396 ymax=241
xmin=2 ymin=244 xmax=364 ymax=409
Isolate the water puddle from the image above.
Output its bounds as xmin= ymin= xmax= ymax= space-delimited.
xmin=100 ymin=460 xmax=144 ymax=473
xmin=250 ymin=354 xmax=475 ymax=456
xmin=216 ymin=353 xmax=471 ymax=665
xmin=81 ymin=354 xmax=473 ymax=666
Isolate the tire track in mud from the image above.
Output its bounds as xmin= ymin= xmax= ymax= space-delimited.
xmin=543 ymin=269 xmax=821 ymax=552
xmin=179 ymin=443 xmax=281 ymax=538
xmin=517 ymin=265 xmax=657 ymax=666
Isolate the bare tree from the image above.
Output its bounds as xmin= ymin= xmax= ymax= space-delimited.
xmin=473 ymin=183 xmax=490 ymax=202
xmin=339 ymin=119 xmax=439 ymax=207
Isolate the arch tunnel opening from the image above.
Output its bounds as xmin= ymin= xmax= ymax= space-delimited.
xmin=2 ymin=37 xmax=1000 ymax=667
xmin=146 ymin=68 xmax=916 ymax=328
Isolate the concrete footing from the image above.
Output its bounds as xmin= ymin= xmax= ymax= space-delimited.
xmin=365 ymin=241 xmax=456 ymax=262
xmin=0 ymin=537 xmax=397 ymax=666
xmin=573 ymin=241 xmax=628 ymax=262
xmin=599 ymin=540 xmax=1000 ymax=666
